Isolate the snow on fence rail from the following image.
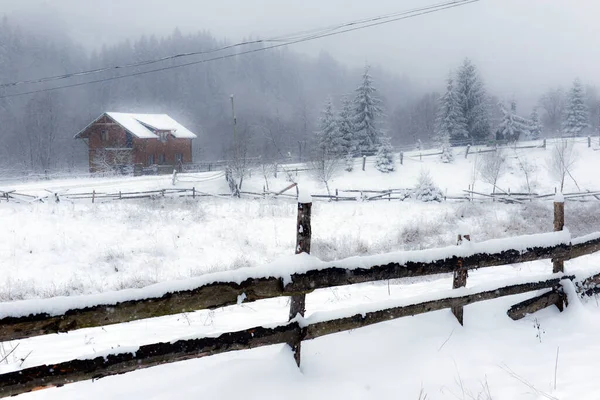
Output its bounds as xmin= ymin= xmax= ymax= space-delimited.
xmin=1 ymin=196 xmax=600 ymax=396
xmin=3 ymin=181 xmax=600 ymax=205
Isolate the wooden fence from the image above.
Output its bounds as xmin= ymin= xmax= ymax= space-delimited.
xmin=0 ymin=196 xmax=600 ymax=397
xmin=3 ymin=184 xmax=600 ymax=206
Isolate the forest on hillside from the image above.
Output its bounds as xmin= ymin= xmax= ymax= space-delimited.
xmin=0 ymin=16 xmax=598 ymax=174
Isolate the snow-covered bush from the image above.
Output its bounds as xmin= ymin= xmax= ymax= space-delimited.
xmin=375 ymin=138 xmax=395 ymax=173
xmin=345 ymin=153 xmax=354 ymax=172
xmin=413 ymin=170 xmax=443 ymax=202
xmin=440 ymin=145 xmax=454 ymax=163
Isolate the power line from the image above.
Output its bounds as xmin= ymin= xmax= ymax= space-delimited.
xmin=0 ymin=0 xmax=479 ymax=99
xmin=0 ymin=0 xmax=477 ymax=90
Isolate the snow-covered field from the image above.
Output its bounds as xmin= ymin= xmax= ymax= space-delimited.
xmin=1 ymin=139 xmax=600 ymax=399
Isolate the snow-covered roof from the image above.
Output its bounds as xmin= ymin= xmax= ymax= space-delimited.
xmin=74 ymin=112 xmax=197 ymax=139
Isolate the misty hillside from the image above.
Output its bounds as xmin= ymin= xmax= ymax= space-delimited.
xmin=0 ymin=18 xmax=416 ymax=171
xmin=0 ymin=4 xmax=598 ymax=176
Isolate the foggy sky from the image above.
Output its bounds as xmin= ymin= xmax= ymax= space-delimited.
xmin=2 ymin=0 xmax=599 ymax=105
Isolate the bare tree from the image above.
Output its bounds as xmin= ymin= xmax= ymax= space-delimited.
xmin=227 ymin=123 xmax=253 ymax=193
xmin=259 ymin=157 xmax=278 ymax=192
xmin=91 ymin=148 xmax=133 ymax=174
xmin=539 ymin=88 xmax=566 ymax=134
xmin=513 ymin=149 xmax=537 ymax=194
xmin=480 ymin=150 xmax=506 ymax=194
xmin=547 ymin=139 xmax=579 ymax=192
xmin=22 ymin=93 xmax=60 ymax=171
xmin=469 ymin=152 xmax=481 ymax=201
xmin=311 ymin=150 xmax=340 ymax=196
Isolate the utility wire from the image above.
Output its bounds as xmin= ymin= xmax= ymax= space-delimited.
xmin=0 ymin=0 xmax=479 ymax=99
xmin=0 ymin=0 xmax=477 ymax=90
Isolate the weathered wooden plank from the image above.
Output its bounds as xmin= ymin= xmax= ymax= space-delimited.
xmin=289 ymin=200 xmax=312 ymax=366
xmin=0 ymin=236 xmax=595 ymax=342
xmin=451 ymin=235 xmax=469 ymax=325
xmin=284 ymin=243 xmax=572 ymax=293
xmin=0 ymin=277 xmax=570 ymax=398
xmin=506 ymin=289 xmax=564 ymax=320
xmin=0 ymin=278 xmax=283 ymax=342
xmin=305 ymin=278 xmax=569 ymax=340
xmin=553 ymin=200 xmax=565 ymax=273
xmin=576 ymin=272 xmax=600 ymax=297
xmin=0 ymin=323 xmax=301 ymax=398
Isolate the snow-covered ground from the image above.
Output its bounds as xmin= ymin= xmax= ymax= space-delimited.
xmin=1 ymin=138 xmax=600 ymax=399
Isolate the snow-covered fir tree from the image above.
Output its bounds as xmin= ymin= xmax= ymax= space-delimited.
xmin=375 ymin=137 xmax=395 ymax=173
xmin=338 ymin=95 xmax=355 ymax=157
xmin=456 ymin=58 xmax=491 ymax=142
xmin=439 ymin=137 xmax=454 ymax=163
xmin=435 ymin=76 xmax=466 ymax=162
xmin=529 ymin=108 xmax=542 ymax=139
xmin=344 ymin=153 xmax=354 ymax=172
xmin=315 ymin=98 xmax=342 ymax=155
xmin=353 ymin=66 xmax=384 ymax=154
xmin=562 ymin=79 xmax=589 ymax=137
xmin=413 ymin=169 xmax=443 ymax=202
xmin=495 ymin=101 xmax=532 ymax=142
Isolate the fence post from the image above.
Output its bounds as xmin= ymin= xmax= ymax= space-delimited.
xmin=119 ymin=191 xmax=122 ymax=200
xmin=588 ymin=136 xmax=591 ymax=148
xmin=465 ymin=144 xmax=470 ymax=159
xmin=419 ymin=152 xmax=422 ymax=161
xmin=362 ymin=155 xmax=366 ymax=171
xmin=335 ymin=189 xmax=338 ymax=202
xmin=452 ymin=234 xmax=470 ymax=325
xmin=400 ymin=152 xmax=404 ymax=165
xmin=543 ymin=139 xmax=546 ymax=149
xmin=553 ymin=195 xmax=565 ymax=273
xmin=288 ymin=195 xmax=312 ymax=367
xmin=92 ymin=190 xmax=95 ymax=204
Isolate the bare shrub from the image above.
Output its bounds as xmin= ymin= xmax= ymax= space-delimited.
xmin=311 ymin=153 xmax=341 ymax=196
xmin=480 ymin=150 xmax=506 ymax=193
xmin=547 ymin=138 xmax=578 ymax=192
xmin=513 ymin=149 xmax=538 ymax=194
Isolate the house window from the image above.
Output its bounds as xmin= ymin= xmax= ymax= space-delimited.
xmin=159 ymin=132 xmax=168 ymax=142
xmin=175 ymin=153 xmax=183 ymax=163
xmin=101 ymin=130 xmax=109 ymax=141
xmin=158 ymin=153 xmax=166 ymax=164
xmin=126 ymin=132 xmax=133 ymax=148
xmin=147 ymin=154 xmax=155 ymax=166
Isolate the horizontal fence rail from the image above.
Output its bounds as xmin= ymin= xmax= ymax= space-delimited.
xmin=0 ymin=273 xmax=594 ymax=397
xmin=1 ymin=231 xmax=599 ymax=343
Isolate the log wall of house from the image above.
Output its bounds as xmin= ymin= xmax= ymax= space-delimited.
xmin=84 ymin=115 xmax=193 ymax=172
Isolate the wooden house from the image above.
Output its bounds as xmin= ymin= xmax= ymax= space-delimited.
xmin=74 ymin=112 xmax=197 ymax=173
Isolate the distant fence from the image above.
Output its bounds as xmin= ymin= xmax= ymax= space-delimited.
xmin=0 ymin=195 xmax=599 ymax=397
xmin=2 ymin=182 xmax=600 ymax=205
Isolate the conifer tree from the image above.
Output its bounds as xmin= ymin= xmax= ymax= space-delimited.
xmin=496 ymin=101 xmax=532 ymax=142
xmin=529 ymin=108 xmax=542 ymax=139
xmin=435 ymin=75 xmax=466 ymax=162
xmin=353 ymin=66 xmax=384 ymax=154
xmin=375 ymin=137 xmax=396 ymax=173
xmin=456 ymin=58 xmax=491 ymax=142
xmin=315 ymin=98 xmax=342 ymax=155
xmin=562 ymin=79 xmax=589 ymax=137
xmin=338 ymin=95 xmax=355 ymax=156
